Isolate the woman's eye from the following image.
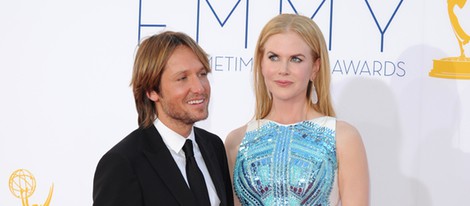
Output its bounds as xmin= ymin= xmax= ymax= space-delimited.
xmin=291 ymin=57 xmax=302 ymax=63
xmin=268 ymin=55 xmax=279 ymax=61
xmin=177 ymin=76 xmax=187 ymax=81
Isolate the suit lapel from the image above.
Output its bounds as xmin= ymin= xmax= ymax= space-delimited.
xmin=195 ymin=128 xmax=227 ymax=206
xmin=142 ymin=125 xmax=196 ymax=206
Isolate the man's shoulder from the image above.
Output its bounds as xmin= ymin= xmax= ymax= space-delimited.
xmin=105 ymin=126 xmax=155 ymax=157
xmin=194 ymin=127 xmax=224 ymax=147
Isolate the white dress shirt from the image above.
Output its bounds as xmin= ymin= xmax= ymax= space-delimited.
xmin=155 ymin=119 xmax=220 ymax=206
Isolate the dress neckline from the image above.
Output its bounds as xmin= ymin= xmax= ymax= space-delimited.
xmin=260 ymin=116 xmax=330 ymax=126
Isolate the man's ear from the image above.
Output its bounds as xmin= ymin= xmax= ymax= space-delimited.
xmin=146 ymin=90 xmax=159 ymax=102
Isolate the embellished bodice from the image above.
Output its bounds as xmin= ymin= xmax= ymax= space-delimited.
xmin=233 ymin=116 xmax=339 ymax=206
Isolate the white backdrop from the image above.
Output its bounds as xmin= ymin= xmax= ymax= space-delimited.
xmin=1 ymin=0 xmax=469 ymax=205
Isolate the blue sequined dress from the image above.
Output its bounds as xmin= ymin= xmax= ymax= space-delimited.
xmin=233 ymin=116 xmax=339 ymax=206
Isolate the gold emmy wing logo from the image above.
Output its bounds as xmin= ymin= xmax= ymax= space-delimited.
xmin=430 ymin=0 xmax=470 ymax=79
xmin=8 ymin=169 xmax=54 ymax=206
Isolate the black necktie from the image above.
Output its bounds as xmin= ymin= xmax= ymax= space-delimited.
xmin=182 ymin=139 xmax=211 ymax=206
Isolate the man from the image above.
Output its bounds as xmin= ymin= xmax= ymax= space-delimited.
xmin=93 ymin=31 xmax=234 ymax=206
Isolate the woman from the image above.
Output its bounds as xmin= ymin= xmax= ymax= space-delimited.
xmin=225 ymin=14 xmax=369 ymax=205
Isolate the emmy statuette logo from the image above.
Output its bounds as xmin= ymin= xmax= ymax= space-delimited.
xmin=430 ymin=0 xmax=470 ymax=79
xmin=8 ymin=169 xmax=54 ymax=206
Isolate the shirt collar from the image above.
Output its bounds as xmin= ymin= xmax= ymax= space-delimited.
xmin=154 ymin=118 xmax=195 ymax=154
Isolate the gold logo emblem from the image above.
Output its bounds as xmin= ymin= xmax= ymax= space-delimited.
xmin=430 ymin=0 xmax=470 ymax=79
xmin=9 ymin=169 xmax=54 ymax=206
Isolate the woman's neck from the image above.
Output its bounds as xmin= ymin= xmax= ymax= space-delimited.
xmin=266 ymin=99 xmax=321 ymax=124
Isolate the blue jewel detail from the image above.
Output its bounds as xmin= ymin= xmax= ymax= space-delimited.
xmin=234 ymin=118 xmax=337 ymax=206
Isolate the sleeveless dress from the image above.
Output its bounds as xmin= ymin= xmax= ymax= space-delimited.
xmin=233 ymin=116 xmax=339 ymax=206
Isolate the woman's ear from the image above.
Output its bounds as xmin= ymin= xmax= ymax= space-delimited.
xmin=311 ymin=58 xmax=321 ymax=80
xmin=146 ymin=90 xmax=159 ymax=102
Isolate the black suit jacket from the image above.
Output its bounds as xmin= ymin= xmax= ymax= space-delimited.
xmin=93 ymin=125 xmax=234 ymax=206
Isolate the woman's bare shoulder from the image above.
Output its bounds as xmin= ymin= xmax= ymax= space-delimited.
xmin=335 ymin=120 xmax=361 ymax=143
xmin=335 ymin=119 xmax=366 ymax=159
xmin=225 ymin=125 xmax=247 ymax=151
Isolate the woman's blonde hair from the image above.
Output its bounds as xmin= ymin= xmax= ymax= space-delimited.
xmin=253 ymin=13 xmax=335 ymax=119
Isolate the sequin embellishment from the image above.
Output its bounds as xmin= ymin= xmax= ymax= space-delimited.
xmin=233 ymin=117 xmax=337 ymax=206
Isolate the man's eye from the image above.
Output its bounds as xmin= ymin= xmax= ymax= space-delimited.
xmin=199 ymin=71 xmax=208 ymax=76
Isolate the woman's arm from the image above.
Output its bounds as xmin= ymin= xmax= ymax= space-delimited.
xmin=336 ymin=120 xmax=370 ymax=206
xmin=224 ymin=125 xmax=247 ymax=206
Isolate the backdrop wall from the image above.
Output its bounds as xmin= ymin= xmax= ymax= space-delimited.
xmin=1 ymin=0 xmax=469 ymax=205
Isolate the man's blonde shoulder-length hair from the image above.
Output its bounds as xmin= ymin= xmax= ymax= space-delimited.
xmin=130 ymin=31 xmax=211 ymax=128
xmin=253 ymin=13 xmax=336 ymax=119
